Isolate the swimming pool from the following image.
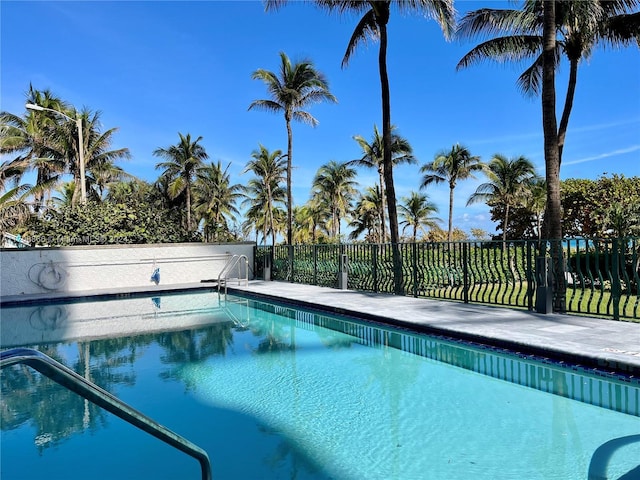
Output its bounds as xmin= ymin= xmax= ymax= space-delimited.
xmin=1 ymin=290 xmax=638 ymax=479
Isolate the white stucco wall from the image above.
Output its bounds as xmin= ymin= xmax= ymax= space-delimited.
xmin=0 ymin=242 xmax=254 ymax=297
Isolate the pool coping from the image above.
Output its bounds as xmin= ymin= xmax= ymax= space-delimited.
xmin=0 ymin=282 xmax=218 ymax=307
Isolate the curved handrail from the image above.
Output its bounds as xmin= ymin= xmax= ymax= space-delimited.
xmin=217 ymin=255 xmax=248 ymax=296
xmin=0 ymin=348 xmax=212 ymax=480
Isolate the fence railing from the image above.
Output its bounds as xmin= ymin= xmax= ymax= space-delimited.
xmin=255 ymin=238 xmax=640 ymax=321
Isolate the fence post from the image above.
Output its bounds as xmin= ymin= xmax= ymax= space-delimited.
xmin=264 ymin=248 xmax=272 ymax=281
xmin=372 ymin=244 xmax=378 ymax=293
xmin=288 ymin=245 xmax=294 ymax=282
xmin=612 ymin=238 xmax=621 ymax=321
xmin=412 ymin=243 xmax=418 ymax=298
xmin=339 ymin=254 xmax=348 ymax=290
xmin=463 ymin=242 xmax=469 ymax=304
xmin=526 ymin=242 xmax=533 ymax=310
xmin=535 ymin=255 xmax=553 ymax=313
xmin=313 ymin=245 xmax=318 ymax=286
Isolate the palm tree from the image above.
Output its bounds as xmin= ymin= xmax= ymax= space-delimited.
xmin=467 ymin=154 xmax=536 ymax=243
xmin=243 ymin=145 xmax=287 ymax=245
xmin=89 ymin=159 xmax=132 ymax=201
xmin=306 ymin=0 xmax=455 ymax=293
xmin=349 ymin=185 xmax=383 ymax=242
xmin=52 ymin=181 xmax=76 ymax=208
xmin=420 ymin=144 xmax=483 ymax=243
xmin=293 ymin=199 xmax=329 ymax=244
xmin=398 ymin=191 xmax=441 ymax=242
xmin=0 ymin=159 xmax=27 ymax=193
xmin=348 ymin=124 xmax=416 ymax=241
xmin=249 ymin=51 xmax=337 ymax=245
xmin=0 ymin=184 xmax=31 ymax=235
xmin=153 ymin=133 xmax=208 ymax=233
xmin=106 ymin=179 xmax=152 ymax=206
xmin=523 ymin=177 xmax=546 ymax=240
xmin=193 ymin=161 xmax=244 ymax=242
xmin=0 ymin=87 xmax=69 ymax=210
xmin=456 ymin=0 xmax=640 ymax=242
xmin=50 ymin=108 xmax=126 ymax=205
xmin=311 ymin=160 xmax=358 ymax=240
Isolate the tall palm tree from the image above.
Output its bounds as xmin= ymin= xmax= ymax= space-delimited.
xmin=311 ymin=160 xmax=358 ymax=240
xmin=467 ymin=154 xmax=536 ymax=243
xmin=305 ymin=0 xmax=455 ymax=293
xmin=348 ymin=124 xmax=416 ymax=241
xmin=193 ymin=161 xmax=244 ymax=242
xmin=420 ymin=143 xmax=483 ymax=243
xmin=456 ymin=0 xmax=640 ymax=241
xmin=398 ymin=191 xmax=441 ymax=242
xmin=76 ymin=113 xmax=131 ymax=204
xmin=153 ymin=133 xmax=208 ymax=233
xmin=249 ymin=51 xmax=337 ymax=245
xmin=243 ymin=144 xmax=287 ymax=245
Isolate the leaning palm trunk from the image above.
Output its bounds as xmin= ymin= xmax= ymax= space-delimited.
xmin=502 ymin=204 xmax=510 ymax=248
xmin=378 ymin=21 xmax=403 ymax=295
xmin=558 ymin=58 xmax=579 ymax=164
xmin=448 ymin=185 xmax=454 ymax=243
xmin=378 ymin=167 xmax=386 ymax=242
xmin=186 ymin=184 xmax=192 ymax=232
xmin=286 ymin=115 xmax=293 ymax=245
xmin=542 ymin=0 xmax=566 ymax=312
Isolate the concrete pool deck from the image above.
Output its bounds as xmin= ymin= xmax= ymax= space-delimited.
xmin=2 ymin=280 xmax=639 ymax=376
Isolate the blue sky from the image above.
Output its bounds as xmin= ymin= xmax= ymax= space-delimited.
xmin=2 ymin=1 xmax=639 ymax=237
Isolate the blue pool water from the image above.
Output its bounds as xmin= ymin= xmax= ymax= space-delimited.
xmin=1 ymin=290 xmax=638 ymax=479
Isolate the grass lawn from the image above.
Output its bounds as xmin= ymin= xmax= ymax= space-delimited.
xmin=420 ymin=281 xmax=639 ymax=322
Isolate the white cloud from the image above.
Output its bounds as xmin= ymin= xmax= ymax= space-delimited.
xmin=564 ymin=145 xmax=640 ymax=166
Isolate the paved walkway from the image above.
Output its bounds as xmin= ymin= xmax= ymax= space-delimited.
xmin=2 ymin=280 xmax=639 ymax=375
xmin=227 ymin=281 xmax=640 ymax=376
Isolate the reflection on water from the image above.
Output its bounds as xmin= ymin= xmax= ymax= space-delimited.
xmin=29 ymin=305 xmax=68 ymax=331
xmin=1 ymin=292 xmax=639 ymax=480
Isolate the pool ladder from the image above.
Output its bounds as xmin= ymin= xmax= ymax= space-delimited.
xmin=217 ymin=254 xmax=249 ymax=297
xmin=0 ymin=348 xmax=212 ymax=480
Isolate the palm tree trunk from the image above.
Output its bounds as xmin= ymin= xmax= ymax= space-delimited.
xmin=558 ymin=58 xmax=578 ymax=165
xmin=378 ymin=20 xmax=403 ymax=295
xmin=378 ymin=167 xmax=386 ymax=241
xmin=264 ymin=220 xmax=268 ymax=246
xmin=286 ymin=116 xmax=293 ymax=245
xmin=186 ymin=183 xmax=192 ymax=232
xmin=267 ymin=185 xmax=275 ymax=246
xmin=503 ymin=204 xmax=510 ymax=247
xmin=542 ymin=0 xmax=565 ymax=312
xmin=448 ymin=185 xmax=454 ymax=243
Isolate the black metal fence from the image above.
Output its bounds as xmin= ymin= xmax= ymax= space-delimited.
xmin=255 ymin=238 xmax=640 ymax=321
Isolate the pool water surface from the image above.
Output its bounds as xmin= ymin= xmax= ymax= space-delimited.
xmin=1 ymin=290 xmax=638 ymax=479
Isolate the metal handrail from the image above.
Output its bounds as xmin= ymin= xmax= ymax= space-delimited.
xmin=217 ymin=255 xmax=248 ymax=296
xmin=0 ymin=348 xmax=212 ymax=480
